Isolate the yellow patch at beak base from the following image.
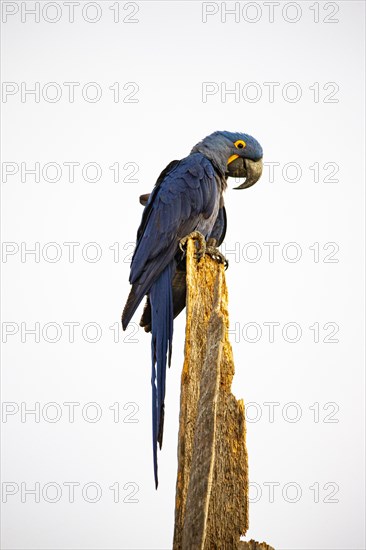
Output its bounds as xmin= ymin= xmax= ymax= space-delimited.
xmin=227 ymin=154 xmax=239 ymax=165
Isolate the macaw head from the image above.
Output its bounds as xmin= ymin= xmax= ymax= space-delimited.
xmin=191 ymin=130 xmax=263 ymax=189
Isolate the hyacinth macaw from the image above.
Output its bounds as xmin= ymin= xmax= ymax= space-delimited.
xmin=122 ymin=131 xmax=263 ymax=487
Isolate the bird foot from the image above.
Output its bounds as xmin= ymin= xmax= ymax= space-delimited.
xmin=179 ymin=231 xmax=206 ymax=261
xmin=205 ymin=246 xmax=229 ymax=270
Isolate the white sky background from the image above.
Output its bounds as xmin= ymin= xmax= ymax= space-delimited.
xmin=1 ymin=1 xmax=365 ymax=549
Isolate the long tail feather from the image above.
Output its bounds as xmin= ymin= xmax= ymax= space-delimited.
xmin=149 ymin=262 xmax=174 ymax=488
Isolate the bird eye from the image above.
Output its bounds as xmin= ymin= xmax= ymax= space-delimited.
xmin=234 ymin=140 xmax=246 ymax=149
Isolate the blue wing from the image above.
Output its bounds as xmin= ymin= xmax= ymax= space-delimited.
xmin=122 ymin=152 xmax=219 ymax=329
xmin=121 ymin=152 xmax=220 ymax=488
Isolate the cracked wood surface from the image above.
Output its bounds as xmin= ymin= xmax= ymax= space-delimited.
xmin=173 ymin=238 xmax=250 ymax=550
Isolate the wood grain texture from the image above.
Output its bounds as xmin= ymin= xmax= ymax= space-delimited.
xmin=238 ymin=541 xmax=275 ymax=550
xmin=173 ymin=237 xmax=252 ymax=550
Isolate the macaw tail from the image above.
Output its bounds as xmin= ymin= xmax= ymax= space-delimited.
xmin=149 ymin=262 xmax=174 ymax=488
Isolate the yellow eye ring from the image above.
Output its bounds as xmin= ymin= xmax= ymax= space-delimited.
xmin=234 ymin=140 xmax=246 ymax=149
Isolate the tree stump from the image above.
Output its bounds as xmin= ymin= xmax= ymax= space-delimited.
xmin=173 ymin=238 xmax=274 ymax=550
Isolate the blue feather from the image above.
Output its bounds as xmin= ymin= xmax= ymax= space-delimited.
xmin=149 ymin=262 xmax=174 ymax=488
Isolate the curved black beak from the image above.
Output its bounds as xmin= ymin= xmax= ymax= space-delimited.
xmin=226 ymin=157 xmax=263 ymax=189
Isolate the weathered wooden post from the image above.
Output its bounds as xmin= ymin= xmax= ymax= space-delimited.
xmin=173 ymin=238 xmax=274 ymax=550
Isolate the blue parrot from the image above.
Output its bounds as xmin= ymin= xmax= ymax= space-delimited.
xmin=122 ymin=131 xmax=263 ymax=487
